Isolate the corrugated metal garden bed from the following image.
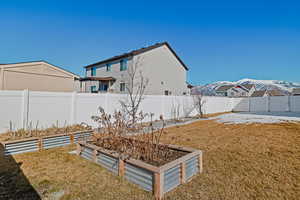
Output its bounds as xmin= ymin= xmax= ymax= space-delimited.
xmin=1 ymin=130 xmax=93 ymax=155
xmin=77 ymin=140 xmax=203 ymax=200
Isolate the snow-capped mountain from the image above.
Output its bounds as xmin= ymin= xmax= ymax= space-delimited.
xmin=192 ymin=78 xmax=300 ymax=96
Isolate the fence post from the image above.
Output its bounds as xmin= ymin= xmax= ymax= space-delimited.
xmin=287 ymin=95 xmax=291 ymax=112
xmin=21 ymin=89 xmax=29 ymax=130
xmin=70 ymin=91 xmax=77 ymax=125
xmin=248 ymin=97 xmax=251 ymax=112
xmin=267 ymin=96 xmax=270 ymax=112
xmin=105 ymin=92 xmax=109 ymax=113
xmin=161 ymin=95 xmax=165 ymax=117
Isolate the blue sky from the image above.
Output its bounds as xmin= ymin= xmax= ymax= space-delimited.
xmin=0 ymin=0 xmax=299 ymax=85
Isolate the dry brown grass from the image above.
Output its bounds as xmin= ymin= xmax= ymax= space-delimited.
xmin=2 ymin=119 xmax=300 ymax=199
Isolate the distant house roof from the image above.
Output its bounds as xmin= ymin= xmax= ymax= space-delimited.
xmin=84 ymin=42 xmax=189 ymax=71
xmin=292 ymin=88 xmax=300 ymax=95
xmin=240 ymin=84 xmax=255 ymax=90
xmin=216 ymin=85 xmax=234 ymax=92
xmin=251 ymin=90 xmax=266 ymax=97
xmin=266 ymin=90 xmax=285 ymax=96
xmin=0 ymin=60 xmax=80 ymax=78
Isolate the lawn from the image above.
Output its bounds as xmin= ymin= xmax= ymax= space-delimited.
xmin=1 ymin=119 xmax=299 ymax=200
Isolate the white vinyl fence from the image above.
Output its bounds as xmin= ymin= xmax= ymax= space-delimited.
xmin=0 ymin=90 xmax=299 ymax=133
xmin=0 ymin=90 xmax=235 ymax=133
xmin=232 ymin=96 xmax=300 ymax=113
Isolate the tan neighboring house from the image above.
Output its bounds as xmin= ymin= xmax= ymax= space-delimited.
xmin=80 ymin=42 xmax=189 ymax=95
xmin=0 ymin=61 xmax=80 ymax=92
xmin=215 ymin=84 xmax=256 ymax=97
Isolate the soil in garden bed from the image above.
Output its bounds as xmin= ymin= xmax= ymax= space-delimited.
xmin=0 ymin=124 xmax=91 ymax=142
xmin=92 ymin=137 xmax=189 ymax=167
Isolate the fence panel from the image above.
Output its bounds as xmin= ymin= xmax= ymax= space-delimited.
xmin=250 ymin=97 xmax=268 ymax=112
xmin=28 ymin=91 xmax=72 ymax=128
xmin=0 ymin=91 xmax=23 ymax=133
xmin=291 ymin=96 xmax=300 ymax=112
xmin=269 ymin=96 xmax=289 ymax=112
xmin=232 ymin=98 xmax=249 ymax=112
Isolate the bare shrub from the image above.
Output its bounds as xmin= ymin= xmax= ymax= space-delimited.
xmin=91 ymin=107 xmax=185 ymax=166
xmin=171 ymin=100 xmax=181 ymax=122
xmin=193 ymin=94 xmax=206 ymax=118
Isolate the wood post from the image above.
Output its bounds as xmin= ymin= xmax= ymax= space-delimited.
xmin=154 ymin=172 xmax=163 ymax=200
xmin=70 ymin=134 xmax=74 ymax=144
xmin=180 ymin=162 xmax=186 ymax=184
xmin=199 ymin=152 xmax=203 ymax=173
xmin=38 ymin=138 xmax=43 ymax=151
xmin=118 ymin=159 xmax=125 ymax=176
xmin=93 ymin=149 xmax=98 ymax=162
xmin=76 ymin=143 xmax=82 ymax=155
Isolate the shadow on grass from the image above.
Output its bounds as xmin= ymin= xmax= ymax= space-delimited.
xmin=0 ymin=143 xmax=41 ymax=200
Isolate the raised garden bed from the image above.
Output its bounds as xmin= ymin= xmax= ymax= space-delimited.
xmin=1 ymin=130 xmax=93 ymax=155
xmin=77 ymin=140 xmax=203 ymax=200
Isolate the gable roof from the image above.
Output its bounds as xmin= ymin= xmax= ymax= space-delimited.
xmin=215 ymin=85 xmax=234 ymax=92
xmin=1 ymin=60 xmax=79 ymax=78
xmin=251 ymin=90 xmax=266 ymax=97
xmin=240 ymin=84 xmax=255 ymax=90
xmin=84 ymin=42 xmax=189 ymax=70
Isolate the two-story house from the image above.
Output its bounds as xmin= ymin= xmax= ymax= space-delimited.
xmin=79 ymin=42 xmax=189 ymax=95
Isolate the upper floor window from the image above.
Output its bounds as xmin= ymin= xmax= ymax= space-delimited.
xmin=120 ymin=59 xmax=127 ymax=71
xmin=91 ymin=67 xmax=96 ymax=76
xmin=106 ymin=63 xmax=111 ymax=72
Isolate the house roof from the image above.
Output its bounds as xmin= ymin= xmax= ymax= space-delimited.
xmin=84 ymin=42 xmax=189 ymax=71
xmin=266 ymin=90 xmax=285 ymax=96
xmin=241 ymin=84 xmax=255 ymax=90
xmin=292 ymin=88 xmax=300 ymax=95
xmin=251 ymin=90 xmax=266 ymax=97
xmin=0 ymin=60 xmax=80 ymax=78
xmin=215 ymin=85 xmax=234 ymax=92
xmin=79 ymin=77 xmax=116 ymax=81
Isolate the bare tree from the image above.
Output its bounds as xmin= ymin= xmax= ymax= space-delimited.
xmin=193 ymin=94 xmax=206 ymax=118
xmin=171 ymin=99 xmax=181 ymax=122
xmin=120 ymin=56 xmax=149 ymax=127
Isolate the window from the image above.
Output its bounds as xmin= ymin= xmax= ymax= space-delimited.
xmin=91 ymin=67 xmax=96 ymax=76
xmin=106 ymin=63 xmax=111 ymax=71
xmin=91 ymin=86 xmax=97 ymax=93
xmin=120 ymin=83 xmax=126 ymax=92
xmin=99 ymin=83 xmax=108 ymax=91
xmin=120 ymin=59 xmax=127 ymax=71
xmin=164 ymin=90 xmax=169 ymax=96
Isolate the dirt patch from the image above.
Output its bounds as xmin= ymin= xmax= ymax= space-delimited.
xmin=92 ymin=138 xmax=188 ymax=166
